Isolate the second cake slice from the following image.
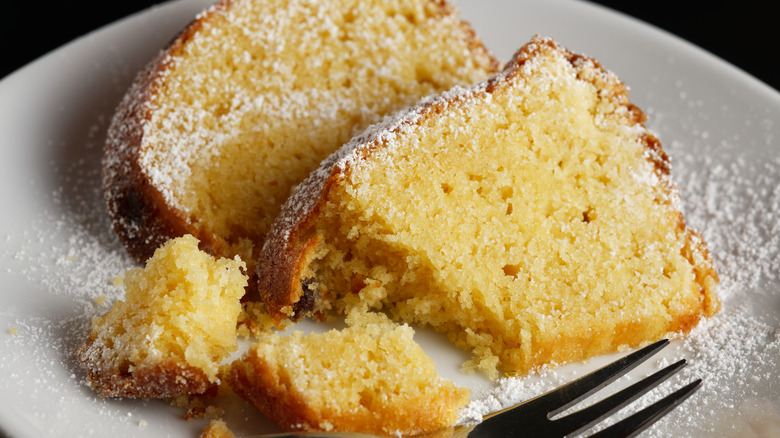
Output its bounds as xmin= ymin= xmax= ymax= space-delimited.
xmin=257 ymin=36 xmax=720 ymax=378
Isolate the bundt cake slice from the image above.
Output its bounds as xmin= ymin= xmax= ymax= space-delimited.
xmin=77 ymin=235 xmax=247 ymax=398
xmin=225 ymin=311 xmax=469 ymax=436
xmin=103 ymin=0 xmax=500 ymax=271
xmin=257 ymin=36 xmax=720 ymax=378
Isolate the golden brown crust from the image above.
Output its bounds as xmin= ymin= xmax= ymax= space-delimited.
xmin=103 ymin=57 xmax=176 ymax=263
xmin=684 ymin=228 xmax=721 ymax=317
xmin=224 ymin=353 xmax=317 ymax=432
xmin=519 ymin=38 xmax=720 ymax=320
xmin=224 ymin=345 xmax=466 ymax=436
xmin=102 ymin=3 xmax=230 ymax=263
xmin=257 ymin=35 xmax=720 ymax=355
xmin=257 ymin=185 xmax=335 ymax=325
xmin=76 ymin=339 xmax=216 ymax=399
xmin=103 ymin=0 xmax=500 ymax=265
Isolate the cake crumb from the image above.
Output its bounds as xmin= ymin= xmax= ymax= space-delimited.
xmin=200 ymin=419 xmax=236 ymax=438
xmin=109 ymin=275 xmax=124 ymax=287
xmin=237 ymin=301 xmax=287 ymax=337
xmin=172 ymin=394 xmax=225 ymax=421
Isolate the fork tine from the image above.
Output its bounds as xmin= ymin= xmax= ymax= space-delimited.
xmin=549 ymin=359 xmax=688 ymax=436
xmin=585 ymin=378 xmax=702 ymax=438
xmin=537 ymin=339 xmax=670 ymax=416
xmin=468 ymin=340 xmax=672 ymax=437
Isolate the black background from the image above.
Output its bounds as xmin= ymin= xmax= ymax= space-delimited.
xmin=1 ymin=1 xmax=777 ymax=92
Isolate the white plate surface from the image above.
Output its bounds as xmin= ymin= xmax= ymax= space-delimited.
xmin=1 ymin=0 xmax=779 ymax=437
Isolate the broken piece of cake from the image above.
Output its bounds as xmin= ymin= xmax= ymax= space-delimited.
xmin=257 ymin=35 xmax=720 ymax=378
xmin=225 ymin=311 xmax=469 ymax=436
xmin=77 ymin=235 xmax=247 ymax=398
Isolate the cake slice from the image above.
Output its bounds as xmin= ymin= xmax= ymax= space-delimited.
xmin=257 ymin=36 xmax=721 ymax=378
xmin=225 ymin=311 xmax=469 ymax=436
xmin=76 ymin=235 xmax=247 ymax=398
xmin=103 ymin=0 xmax=500 ymax=271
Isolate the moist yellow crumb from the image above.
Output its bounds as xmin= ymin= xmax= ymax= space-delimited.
xmin=76 ymin=235 xmax=247 ymax=398
xmin=236 ymin=301 xmax=288 ymax=338
xmin=105 ymin=0 xmax=500 ymax=271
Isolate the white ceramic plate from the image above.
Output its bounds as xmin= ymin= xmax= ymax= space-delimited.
xmin=2 ymin=0 xmax=779 ymax=437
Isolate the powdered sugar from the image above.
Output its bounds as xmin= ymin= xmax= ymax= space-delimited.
xmin=249 ymin=35 xmax=780 ymax=435
xmin=115 ymin=0 xmax=498 ymax=234
xmin=678 ymin=154 xmax=780 ymax=297
xmin=0 ymin=114 xmax=165 ymax=434
xmin=457 ymin=113 xmax=780 ymax=437
xmin=7 ymin=102 xmax=780 ymax=438
xmin=2 ymin=10 xmax=779 ymax=437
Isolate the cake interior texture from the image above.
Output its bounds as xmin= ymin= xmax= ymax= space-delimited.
xmin=226 ymin=311 xmax=469 ymax=435
xmin=139 ymin=0 xmax=497 ymax=267
xmin=77 ymin=235 xmax=247 ymax=397
xmin=279 ymin=38 xmax=720 ymax=378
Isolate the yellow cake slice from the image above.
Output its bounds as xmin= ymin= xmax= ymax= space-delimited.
xmin=225 ymin=311 xmax=469 ymax=436
xmin=103 ymin=0 xmax=500 ymax=272
xmin=77 ymin=235 xmax=247 ymax=398
xmin=257 ymin=36 xmax=720 ymax=378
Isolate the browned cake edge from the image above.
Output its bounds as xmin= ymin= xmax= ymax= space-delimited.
xmin=102 ymin=1 xmax=232 ymax=264
xmin=256 ymin=35 xmax=720 ymax=329
xmin=224 ymin=352 xmax=321 ymax=432
xmin=224 ymin=346 xmax=465 ymax=436
xmin=76 ymin=338 xmax=217 ymax=399
xmin=102 ymin=0 xmax=500 ymax=265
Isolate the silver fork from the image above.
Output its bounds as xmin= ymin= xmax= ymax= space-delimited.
xmin=258 ymin=339 xmax=700 ymax=438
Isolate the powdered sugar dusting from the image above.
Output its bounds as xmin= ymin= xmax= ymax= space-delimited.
xmin=458 ymin=111 xmax=780 ymax=437
xmin=677 ymin=153 xmax=780 ymax=297
xmin=3 ymin=15 xmax=780 ymax=438
xmin=105 ymin=0 xmax=500 ymax=267
xmin=0 ymin=114 xmax=171 ymax=434
xmin=124 ymin=0 xmax=498 ymax=215
xmin=262 ymin=79 xmax=492 ymax=255
xmin=265 ymin=36 xmax=584 ymax=250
